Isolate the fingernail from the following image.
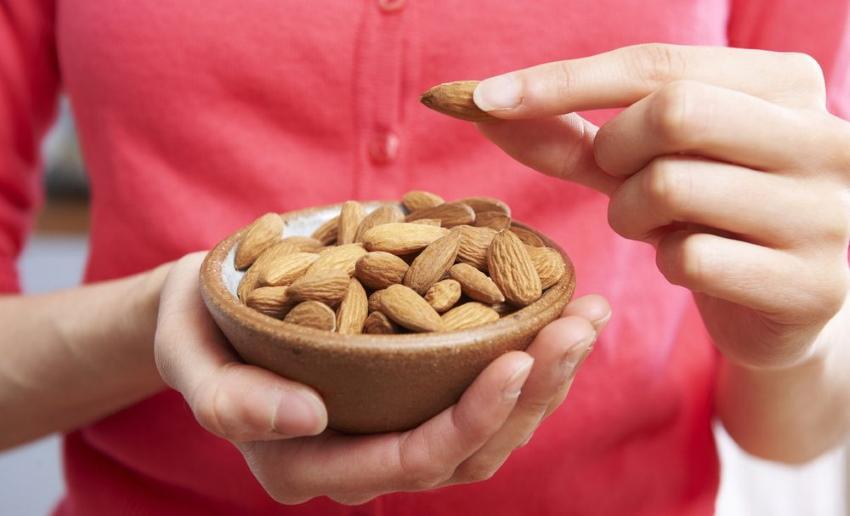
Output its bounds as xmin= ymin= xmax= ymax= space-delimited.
xmin=503 ymin=356 xmax=534 ymax=400
xmin=561 ymin=334 xmax=596 ymax=373
xmin=274 ymin=390 xmax=326 ymax=436
xmin=474 ymin=74 xmax=522 ymax=111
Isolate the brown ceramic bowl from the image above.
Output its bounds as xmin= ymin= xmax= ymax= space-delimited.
xmin=200 ymin=202 xmax=576 ymax=434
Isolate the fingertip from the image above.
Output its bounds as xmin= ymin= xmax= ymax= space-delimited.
xmin=536 ymin=316 xmax=596 ymax=350
xmin=562 ymin=294 xmax=612 ymax=330
xmin=274 ymin=387 xmax=328 ymax=437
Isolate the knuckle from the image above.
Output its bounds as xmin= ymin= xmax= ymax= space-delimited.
xmin=642 ymin=159 xmax=690 ymax=209
xmin=454 ymin=462 xmax=499 ymax=484
xmin=649 ymin=81 xmax=698 ymax=145
xmin=783 ymin=52 xmax=826 ymax=99
xmin=397 ymin=437 xmax=451 ymax=490
xmin=657 ymin=233 xmax=709 ymax=288
xmin=628 ymin=43 xmax=688 ymax=87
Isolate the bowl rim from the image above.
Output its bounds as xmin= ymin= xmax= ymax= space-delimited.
xmin=200 ymin=201 xmax=576 ymax=354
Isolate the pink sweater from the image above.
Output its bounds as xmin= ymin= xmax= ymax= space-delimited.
xmin=2 ymin=1 xmax=849 ymax=514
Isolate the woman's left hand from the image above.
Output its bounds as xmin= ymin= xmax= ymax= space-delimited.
xmin=474 ymin=44 xmax=850 ymax=369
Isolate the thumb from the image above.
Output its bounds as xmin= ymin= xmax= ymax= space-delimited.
xmin=476 ymin=114 xmax=621 ymax=196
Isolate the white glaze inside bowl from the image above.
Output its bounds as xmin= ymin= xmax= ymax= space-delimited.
xmin=222 ymin=202 xmax=390 ymax=297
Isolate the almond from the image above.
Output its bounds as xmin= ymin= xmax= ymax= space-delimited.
xmin=419 ymin=80 xmax=496 ymax=123
xmin=274 ymin=236 xmax=324 ymax=254
xmin=404 ymin=231 xmax=461 ymax=294
xmin=474 ymin=211 xmax=511 ymax=231
xmin=402 ymin=190 xmax=445 ymax=212
xmin=449 ymin=263 xmax=505 ymax=304
xmin=336 ymin=278 xmax=368 ymax=334
xmin=237 ymin=269 xmax=261 ymax=302
xmin=405 ymin=201 xmax=475 ymax=227
xmin=363 ymin=311 xmax=398 ymax=335
xmin=510 ymin=225 xmax=546 ymax=247
xmin=441 ymin=302 xmax=500 ymax=331
xmin=311 ymin=216 xmax=339 ymax=245
xmin=491 ymin=302 xmax=516 ymax=316
xmin=458 ymin=196 xmax=511 ymax=217
xmin=424 ymin=279 xmax=461 ymax=313
xmin=488 ymin=230 xmax=542 ymax=306
xmin=452 ymin=225 xmax=497 ymax=270
xmin=337 ymin=201 xmax=365 ymax=245
xmin=284 ymin=301 xmax=336 ymax=331
xmin=379 ymin=284 xmax=444 ymax=332
xmin=355 ymin=252 xmax=409 ymax=290
xmin=306 ymin=243 xmax=366 ymax=276
xmin=368 ymin=289 xmax=387 ymax=312
xmin=362 ymin=223 xmax=450 ymax=255
xmin=354 ymin=205 xmax=404 ymax=242
xmin=287 ymin=270 xmax=351 ymax=305
xmin=245 ymin=286 xmax=293 ymax=318
xmin=235 ymin=213 xmax=283 ymax=269
xmin=526 ymin=246 xmax=566 ymax=289
xmin=259 ymin=252 xmax=319 ymax=286
xmin=411 ymin=218 xmax=442 ymax=226
xmin=238 ymin=239 xmax=319 ymax=301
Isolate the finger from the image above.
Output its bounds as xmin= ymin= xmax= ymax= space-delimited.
xmin=476 ymin=114 xmax=622 ymax=195
xmin=594 ymin=81 xmax=822 ymax=176
xmin=607 ymin=156 xmax=839 ymax=248
xmin=655 ymin=231 xmax=846 ymax=323
xmin=254 ymin=352 xmax=534 ymax=501
xmin=472 ymin=44 xmax=826 ymax=118
xmin=154 ymin=253 xmax=327 ymax=441
xmin=560 ymin=293 xmax=612 ymax=330
xmin=449 ymin=316 xmax=595 ymax=484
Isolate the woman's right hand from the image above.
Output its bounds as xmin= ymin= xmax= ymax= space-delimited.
xmin=155 ymin=252 xmax=608 ymax=505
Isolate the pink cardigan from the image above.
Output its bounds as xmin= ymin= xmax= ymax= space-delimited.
xmin=2 ymin=1 xmax=848 ymax=514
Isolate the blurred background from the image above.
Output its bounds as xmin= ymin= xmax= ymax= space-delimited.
xmin=0 ymin=104 xmax=846 ymax=515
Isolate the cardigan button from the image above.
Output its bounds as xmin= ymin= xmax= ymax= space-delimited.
xmin=377 ymin=0 xmax=405 ymax=13
xmin=368 ymin=130 xmax=400 ymax=165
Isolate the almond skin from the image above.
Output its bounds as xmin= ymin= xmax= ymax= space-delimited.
xmin=311 ymin=216 xmax=339 ymax=245
xmin=245 ymin=286 xmax=292 ymax=318
xmin=441 ymin=302 xmax=500 ymax=331
xmin=363 ymin=311 xmax=398 ymax=335
xmin=402 ymin=190 xmax=445 ymax=212
xmin=526 ymin=246 xmax=566 ymax=289
xmin=355 ymin=252 xmax=409 ymax=290
xmin=354 ymin=205 xmax=404 ymax=242
xmin=404 ymin=231 xmax=461 ymax=294
xmin=419 ymin=81 xmax=496 ymax=123
xmin=449 ymin=263 xmax=505 ymax=304
xmin=274 ymin=236 xmax=325 ymax=254
xmin=362 ymin=223 xmax=450 ymax=255
xmin=378 ymin=284 xmax=444 ymax=332
xmin=259 ymin=252 xmax=319 ymax=287
xmin=410 ymin=218 xmax=442 ymax=227
xmin=307 ymin=243 xmax=367 ymax=276
xmin=336 ymin=278 xmax=368 ymax=334
xmin=510 ymin=225 xmax=546 ymax=247
xmin=368 ymin=289 xmax=387 ymax=312
xmin=237 ymin=269 xmax=261 ymax=303
xmin=474 ymin=211 xmax=511 ymax=231
xmin=405 ymin=201 xmax=475 ymax=228
xmin=338 ymin=201 xmax=365 ymax=245
xmin=284 ymin=301 xmax=337 ymax=331
xmin=487 ymin=230 xmax=542 ymax=306
xmin=424 ymin=279 xmax=462 ymax=313
xmin=457 ymin=196 xmax=511 ymax=216
xmin=235 ymin=213 xmax=283 ymax=269
xmin=287 ymin=270 xmax=351 ymax=306
xmin=452 ymin=225 xmax=497 ymax=271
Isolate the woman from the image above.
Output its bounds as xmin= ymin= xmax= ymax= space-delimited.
xmin=2 ymin=1 xmax=849 ymax=514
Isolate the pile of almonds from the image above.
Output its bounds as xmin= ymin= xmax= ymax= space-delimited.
xmin=234 ymin=191 xmax=567 ymax=334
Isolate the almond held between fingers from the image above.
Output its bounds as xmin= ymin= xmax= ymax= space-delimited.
xmin=526 ymin=246 xmax=566 ymax=289
xmin=402 ymin=190 xmax=445 ymax=212
xmin=419 ymin=80 xmax=497 ymax=123
xmin=363 ymin=311 xmax=399 ymax=335
xmin=284 ymin=301 xmax=337 ymax=331
xmin=338 ymin=201 xmax=365 ymax=245
xmin=474 ymin=211 xmax=511 ymax=231
xmin=258 ymin=252 xmax=319 ymax=287
xmin=245 ymin=286 xmax=293 ymax=319
xmin=425 ymin=279 xmax=462 ymax=313
xmin=457 ymin=197 xmax=511 ymax=217
xmin=441 ymin=302 xmax=501 ymax=331
xmin=306 ymin=243 xmax=367 ymax=276
xmin=453 ymin=225 xmax=497 ymax=271
xmin=311 ymin=216 xmax=339 ymax=245
xmin=449 ymin=263 xmax=505 ymax=304
xmin=287 ymin=270 xmax=351 ymax=306
xmin=362 ymin=223 xmax=450 ymax=254
xmin=355 ymin=252 xmax=409 ymax=290
xmin=405 ymin=201 xmax=475 ymax=227
xmin=235 ymin=213 xmax=283 ymax=269
xmin=488 ymin=230 xmax=542 ymax=306
xmin=404 ymin=231 xmax=461 ymax=295
xmin=379 ymin=284 xmax=444 ymax=332
xmin=336 ymin=278 xmax=369 ymax=334
xmin=354 ymin=204 xmax=404 ymax=243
